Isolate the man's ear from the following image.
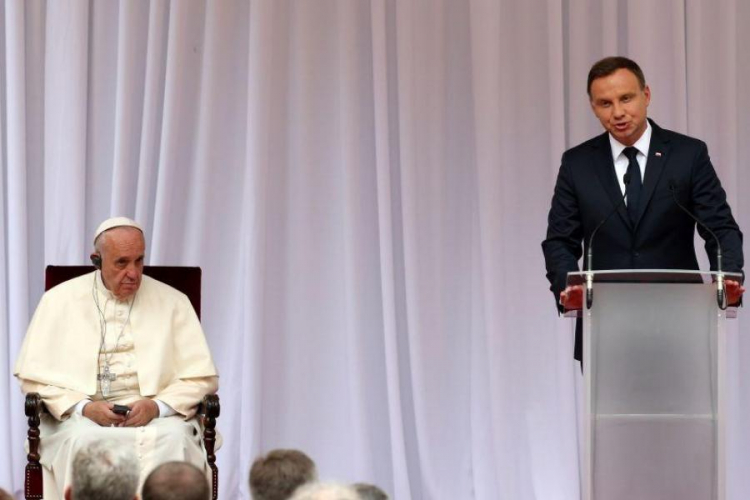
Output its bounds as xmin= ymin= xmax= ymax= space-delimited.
xmin=64 ymin=485 xmax=72 ymax=500
xmin=90 ymin=253 xmax=102 ymax=269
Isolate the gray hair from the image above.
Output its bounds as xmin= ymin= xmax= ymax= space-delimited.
xmin=71 ymin=439 xmax=139 ymax=500
xmin=142 ymin=461 xmax=210 ymax=500
xmin=352 ymin=483 xmax=388 ymax=500
xmin=289 ymin=482 xmax=360 ymax=500
xmin=93 ymin=226 xmax=144 ymax=256
xmin=250 ymin=449 xmax=317 ymax=500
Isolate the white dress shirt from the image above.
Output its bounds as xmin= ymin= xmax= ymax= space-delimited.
xmin=609 ymin=121 xmax=652 ymax=203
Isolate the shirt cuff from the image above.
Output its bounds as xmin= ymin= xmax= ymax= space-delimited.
xmin=73 ymin=399 xmax=91 ymax=415
xmin=155 ymin=399 xmax=176 ymax=418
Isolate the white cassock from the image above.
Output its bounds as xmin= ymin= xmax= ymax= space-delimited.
xmin=14 ymin=271 xmax=219 ymax=499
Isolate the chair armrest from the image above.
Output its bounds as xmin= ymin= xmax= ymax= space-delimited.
xmin=25 ymin=393 xmax=43 ymax=461
xmin=197 ymin=393 xmax=220 ymax=419
xmin=25 ymin=393 xmax=44 ymax=499
xmin=197 ymin=394 xmax=220 ymax=500
xmin=25 ymin=392 xmax=43 ymax=417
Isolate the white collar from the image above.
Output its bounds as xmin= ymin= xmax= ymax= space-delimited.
xmin=609 ymin=120 xmax=652 ymax=161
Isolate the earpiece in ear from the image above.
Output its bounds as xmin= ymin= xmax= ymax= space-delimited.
xmin=91 ymin=255 xmax=102 ymax=269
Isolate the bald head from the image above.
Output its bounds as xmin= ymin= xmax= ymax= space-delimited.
xmin=142 ymin=462 xmax=209 ymax=500
xmin=289 ymin=482 xmax=360 ymax=500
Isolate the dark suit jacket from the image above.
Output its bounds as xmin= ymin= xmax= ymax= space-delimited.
xmin=542 ymin=120 xmax=743 ymax=360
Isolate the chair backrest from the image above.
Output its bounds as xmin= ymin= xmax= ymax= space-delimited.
xmin=45 ymin=265 xmax=202 ymax=319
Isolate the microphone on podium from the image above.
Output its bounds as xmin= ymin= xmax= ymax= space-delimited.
xmin=668 ymin=179 xmax=726 ymax=309
xmin=584 ymin=172 xmax=631 ymax=309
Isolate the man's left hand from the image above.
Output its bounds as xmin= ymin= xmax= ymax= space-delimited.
xmin=726 ymin=279 xmax=745 ymax=306
xmin=122 ymin=399 xmax=159 ymax=427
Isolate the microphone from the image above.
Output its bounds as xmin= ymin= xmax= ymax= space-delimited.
xmin=668 ymin=179 xmax=726 ymax=309
xmin=585 ymin=172 xmax=632 ymax=308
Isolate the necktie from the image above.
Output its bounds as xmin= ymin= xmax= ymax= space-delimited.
xmin=624 ymin=146 xmax=642 ymax=224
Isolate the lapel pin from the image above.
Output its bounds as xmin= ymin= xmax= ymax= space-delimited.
xmin=655 ymin=152 xmax=662 ymax=157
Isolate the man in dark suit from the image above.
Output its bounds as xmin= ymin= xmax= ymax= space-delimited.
xmin=542 ymin=56 xmax=744 ymax=361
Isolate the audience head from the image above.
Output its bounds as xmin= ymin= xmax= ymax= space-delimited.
xmin=249 ymin=449 xmax=317 ymax=500
xmin=64 ymin=439 xmax=139 ymax=500
xmin=0 ymin=488 xmax=13 ymax=500
xmin=142 ymin=461 xmax=209 ymax=500
xmin=352 ymin=483 xmax=388 ymax=500
xmin=289 ymin=482 xmax=360 ymax=500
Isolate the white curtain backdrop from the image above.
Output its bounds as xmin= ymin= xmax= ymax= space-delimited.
xmin=2 ymin=1 xmax=750 ymax=498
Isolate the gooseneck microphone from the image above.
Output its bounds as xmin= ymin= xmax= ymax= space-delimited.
xmin=585 ymin=172 xmax=632 ymax=308
xmin=668 ymin=179 xmax=726 ymax=309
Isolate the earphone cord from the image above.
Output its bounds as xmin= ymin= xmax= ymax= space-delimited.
xmin=92 ymin=273 xmax=108 ymax=400
xmin=91 ymin=271 xmax=136 ymax=401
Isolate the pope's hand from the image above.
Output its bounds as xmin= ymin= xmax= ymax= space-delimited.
xmin=726 ymin=279 xmax=745 ymax=306
xmin=82 ymin=401 xmax=127 ymax=427
xmin=122 ymin=399 xmax=159 ymax=427
xmin=560 ymin=285 xmax=583 ymax=310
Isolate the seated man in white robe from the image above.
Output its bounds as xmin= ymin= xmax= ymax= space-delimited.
xmin=14 ymin=217 xmax=219 ymax=499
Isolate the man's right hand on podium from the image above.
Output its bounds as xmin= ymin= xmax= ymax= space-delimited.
xmin=561 ymin=280 xmax=744 ymax=311
xmin=726 ymin=279 xmax=745 ymax=306
xmin=560 ymin=285 xmax=583 ymax=311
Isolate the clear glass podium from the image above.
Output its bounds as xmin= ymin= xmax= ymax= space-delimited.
xmin=566 ymin=270 xmax=742 ymax=500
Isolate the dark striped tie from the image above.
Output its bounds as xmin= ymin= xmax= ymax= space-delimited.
xmin=624 ymin=146 xmax=642 ymax=224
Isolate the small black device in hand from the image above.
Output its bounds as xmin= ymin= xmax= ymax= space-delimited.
xmin=112 ymin=404 xmax=130 ymax=415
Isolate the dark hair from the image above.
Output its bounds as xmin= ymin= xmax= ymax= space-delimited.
xmin=353 ymin=482 xmax=389 ymax=500
xmin=587 ymin=56 xmax=646 ymax=96
xmin=142 ymin=461 xmax=210 ymax=500
xmin=249 ymin=449 xmax=317 ymax=500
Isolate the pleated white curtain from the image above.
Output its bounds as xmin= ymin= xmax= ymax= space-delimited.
xmin=2 ymin=1 xmax=750 ymax=499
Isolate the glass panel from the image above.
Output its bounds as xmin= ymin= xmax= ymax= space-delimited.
xmin=585 ymin=281 xmax=720 ymax=500
xmin=593 ymin=416 xmax=714 ymax=500
xmin=567 ymin=269 xmax=742 ymax=287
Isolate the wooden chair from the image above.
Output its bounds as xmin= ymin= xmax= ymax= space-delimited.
xmin=25 ymin=265 xmax=220 ymax=500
